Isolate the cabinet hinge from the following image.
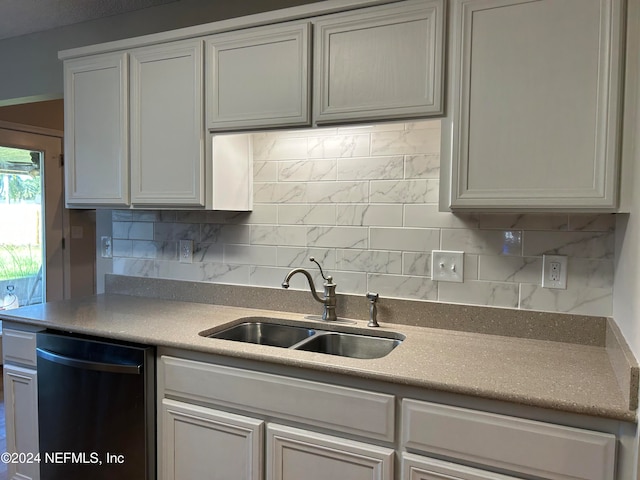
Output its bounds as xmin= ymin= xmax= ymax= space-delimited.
xmin=59 ymin=154 xmax=64 ymax=167
xmin=61 ymin=237 xmax=66 ymax=250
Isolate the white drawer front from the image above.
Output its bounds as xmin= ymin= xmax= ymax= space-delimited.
xmin=2 ymin=328 xmax=37 ymax=367
xmin=402 ymin=399 xmax=615 ymax=480
xmin=161 ymin=355 xmax=395 ymax=442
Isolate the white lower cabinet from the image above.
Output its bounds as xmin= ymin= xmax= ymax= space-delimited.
xmin=402 ymin=454 xmax=519 ymax=480
xmin=161 ymin=398 xmax=263 ymax=480
xmin=267 ymin=424 xmax=394 ymax=480
xmin=2 ymin=327 xmax=41 ymax=480
xmin=402 ymin=399 xmax=616 ymax=480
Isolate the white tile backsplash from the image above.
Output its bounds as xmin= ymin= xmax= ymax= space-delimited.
xmin=110 ymin=119 xmax=615 ymax=316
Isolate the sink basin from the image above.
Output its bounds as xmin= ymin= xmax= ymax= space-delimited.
xmin=202 ymin=317 xmax=404 ymax=359
xmin=205 ymin=320 xmax=315 ymax=348
xmin=295 ymin=332 xmax=402 ymax=359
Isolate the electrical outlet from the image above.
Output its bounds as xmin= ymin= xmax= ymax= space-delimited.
xmin=431 ymin=250 xmax=464 ymax=283
xmin=100 ymin=236 xmax=112 ymax=258
xmin=542 ymin=254 xmax=568 ymax=289
xmin=179 ymin=240 xmax=193 ymax=264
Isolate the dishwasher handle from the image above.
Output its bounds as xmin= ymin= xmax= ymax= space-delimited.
xmin=36 ymin=347 xmax=142 ymax=375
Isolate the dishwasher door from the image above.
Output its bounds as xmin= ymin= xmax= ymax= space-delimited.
xmin=36 ymin=331 xmax=155 ymax=480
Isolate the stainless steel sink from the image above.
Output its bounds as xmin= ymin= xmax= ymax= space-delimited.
xmin=202 ymin=317 xmax=404 ymax=359
xmin=294 ymin=332 xmax=402 ymax=359
xmin=204 ymin=319 xmax=315 ymax=348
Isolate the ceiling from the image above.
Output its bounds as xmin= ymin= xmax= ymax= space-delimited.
xmin=0 ymin=0 xmax=178 ymax=40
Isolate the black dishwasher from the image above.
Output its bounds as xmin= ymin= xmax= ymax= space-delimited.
xmin=36 ymin=331 xmax=155 ymax=480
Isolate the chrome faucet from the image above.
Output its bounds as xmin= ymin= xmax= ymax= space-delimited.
xmin=282 ymin=257 xmax=337 ymax=321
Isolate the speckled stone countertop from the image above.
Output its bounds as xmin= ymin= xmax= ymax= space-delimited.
xmin=0 ymin=294 xmax=636 ymax=422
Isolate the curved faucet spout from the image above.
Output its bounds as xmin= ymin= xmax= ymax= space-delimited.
xmin=282 ymin=268 xmax=324 ymax=304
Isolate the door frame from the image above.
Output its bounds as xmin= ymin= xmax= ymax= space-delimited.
xmin=0 ymin=120 xmax=67 ymax=302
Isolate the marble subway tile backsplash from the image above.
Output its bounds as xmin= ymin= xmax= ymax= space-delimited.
xmin=110 ymin=120 xmax=616 ymax=316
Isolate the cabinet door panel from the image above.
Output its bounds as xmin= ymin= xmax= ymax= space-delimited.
xmin=314 ymin=0 xmax=444 ymax=123
xmin=162 ymin=399 xmax=263 ymax=480
xmin=267 ymin=424 xmax=393 ymax=480
xmin=444 ymin=0 xmax=624 ymax=210
xmin=402 ymin=453 xmax=519 ymax=480
xmin=4 ymin=365 xmax=39 ymax=480
xmin=64 ymin=53 xmax=129 ymax=206
xmin=130 ymin=40 xmax=204 ymax=206
xmin=206 ymin=22 xmax=310 ymax=130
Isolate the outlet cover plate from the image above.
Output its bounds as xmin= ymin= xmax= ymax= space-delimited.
xmin=179 ymin=239 xmax=193 ymax=264
xmin=432 ymin=250 xmax=464 ymax=283
xmin=542 ymin=254 xmax=567 ymax=289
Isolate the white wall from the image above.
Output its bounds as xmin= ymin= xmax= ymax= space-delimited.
xmin=0 ymin=0 xmax=320 ymax=105
xmin=614 ymin=0 xmax=640 ymax=359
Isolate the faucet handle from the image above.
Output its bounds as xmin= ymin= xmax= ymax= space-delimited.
xmin=366 ymin=292 xmax=379 ymax=327
xmin=309 ymin=256 xmax=331 ymax=282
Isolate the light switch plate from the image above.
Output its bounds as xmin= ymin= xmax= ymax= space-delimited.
xmin=542 ymin=254 xmax=567 ymax=289
xmin=100 ymin=236 xmax=112 ymax=258
xmin=431 ymin=250 xmax=464 ymax=283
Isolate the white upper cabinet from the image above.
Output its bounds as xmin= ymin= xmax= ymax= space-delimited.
xmin=313 ymin=0 xmax=444 ymax=124
xmin=64 ymin=52 xmax=129 ymax=207
xmin=442 ymin=0 xmax=624 ymax=211
xmin=205 ymin=22 xmax=311 ymax=131
xmin=130 ymin=40 xmax=205 ymax=207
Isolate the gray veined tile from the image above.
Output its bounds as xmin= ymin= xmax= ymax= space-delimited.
xmin=336 ymin=156 xmax=404 ymax=180
xmin=131 ymin=240 xmax=159 ymax=259
xmin=568 ymin=214 xmax=616 ymax=232
xmin=370 ymin=179 xmax=438 ymax=204
xmin=520 ymin=284 xmax=612 ymax=316
xmin=336 ymin=249 xmax=402 ymax=274
xmin=307 ymin=226 xmax=368 ymax=249
xmin=253 ymin=182 xmax=307 ymax=203
xmin=370 ymin=227 xmax=440 ymax=252
xmin=251 ymin=135 xmax=308 ymax=161
xmin=404 ymin=119 xmax=441 ymax=131
xmin=567 ymin=258 xmax=614 ymax=289
xmin=307 ymin=134 xmax=370 ymax=158
xmin=224 ymin=245 xmax=278 ymax=266
xmin=112 ymin=210 xmax=133 ymax=221
xmin=438 ymin=281 xmax=520 ymax=309
xmin=278 ymin=205 xmax=336 ymax=225
xmin=478 ymin=214 xmax=569 ymax=231
xmin=404 ymin=204 xmax=479 ymax=229
xmin=113 ymin=258 xmax=157 ymax=277
xmin=193 ymin=243 xmax=224 ymax=263
xmin=404 ymin=154 xmax=440 ymax=179
xmin=371 ymin=128 xmax=440 ymax=155
xmin=112 ymin=239 xmax=133 ymax=258
xmin=337 ymin=205 xmax=403 ymax=227
xmin=478 ymin=256 xmax=543 ymax=284
xmin=278 ymin=159 xmax=337 ymax=182
xmin=153 ymin=222 xmax=198 ymax=242
xmin=243 ymin=205 xmax=278 ymax=224
xmin=253 ymin=161 xmax=278 ymax=182
xmin=402 ymin=252 xmax=430 ymax=277
xmin=276 ymin=247 xmax=336 ymax=269
xmin=367 ymin=274 xmax=437 ymax=301
xmin=113 ymin=221 xmax=154 ymax=240
xmin=441 ymin=229 xmax=523 ymax=256
xmin=522 ymin=231 xmax=615 ymax=259
xmin=306 ymin=181 xmax=369 ymax=203
xmin=201 ymin=224 xmax=250 ymax=244
xmin=251 ymin=225 xmax=306 ymax=246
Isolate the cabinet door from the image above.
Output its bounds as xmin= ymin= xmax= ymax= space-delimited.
xmin=161 ymin=399 xmax=263 ymax=480
xmin=443 ymin=0 xmax=624 ymax=211
xmin=314 ymin=0 xmax=444 ymax=124
xmin=402 ymin=453 xmax=519 ymax=480
xmin=130 ymin=40 xmax=205 ymax=207
xmin=64 ymin=52 xmax=129 ymax=207
xmin=267 ymin=424 xmax=393 ymax=480
xmin=206 ymin=22 xmax=311 ymax=130
xmin=4 ymin=365 xmax=39 ymax=480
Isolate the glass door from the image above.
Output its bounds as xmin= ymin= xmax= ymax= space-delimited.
xmin=0 ymin=126 xmax=65 ymax=308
